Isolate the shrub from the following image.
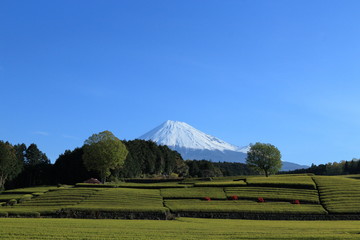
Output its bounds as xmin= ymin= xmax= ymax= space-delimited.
xmin=203 ymin=197 xmax=211 ymax=201
xmin=8 ymin=199 xmax=17 ymax=206
xmin=32 ymin=192 xmax=44 ymax=197
xmin=169 ymin=173 xmax=179 ymax=179
xmin=0 ymin=212 xmax=8 ymax=217
xmin=0 ymin=202 xmax=6 ymax=206
xmin=19 ymin=194 xmax=33 ymax=203
xmin=8 ymin=211 xmax=41 ymax=218
xmin=228 ymin=195 xmax=239 ymax=200
xmin=257 ymin=197 xmax=265 ymax=203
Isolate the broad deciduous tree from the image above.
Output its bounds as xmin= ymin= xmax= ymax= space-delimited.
xmin=246 ymin=142 xmax=282 ymax=177
xmin=0 ymin=141 xmax=23 ymax=190
xmin=82 ymin=131 xmax=128 ymax=183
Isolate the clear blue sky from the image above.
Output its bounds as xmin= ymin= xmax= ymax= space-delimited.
xmin=1 ymin=0 xmax=360 ymax=166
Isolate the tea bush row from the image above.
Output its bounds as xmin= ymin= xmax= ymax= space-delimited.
xmin=225 ymin=186 xmax=320 ymax=203
xmin=66 ymin=188 xmax=167 ymax=212
xmin=164 ymin=199 xmax=327 ymax=215
xmin=161 ymin=187 xmax=227 ymax=199
xmin=193 ymin=181 xmax=246 ymax=187
xmin=0 ymin=188 xmax=99 ymax=216
xmin=246 ymin=176 xmax=317 ymax=189
xmin=313 ymin=176 xmax=360 ymax=214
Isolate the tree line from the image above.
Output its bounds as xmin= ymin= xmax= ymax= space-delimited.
xmin=0 ymin=141 xmax=51 ymax=190
xmin=0 ymin=134 xmax=257 ymax=190
xmin=284 ymin=159 xmax=360 ymax=175
xmin=2 ymin=131 xmax=359 ymax=190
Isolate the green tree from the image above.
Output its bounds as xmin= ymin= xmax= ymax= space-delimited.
xmin=13 ymin=143 xmax=27 ymax=163
xmin=54 ymin=147 xmax=94 ymax=184
xmin=22 ymin=143 xmax=51 ymax=186
xmin=25 ymin=143 xmax=50 ymax=165
xmin=0 ymin=141 xmax=23 ymax=190
xmin=82 ymin=131 xmax=128 ymax=183
xmin=246 ymin=142 xmax=282 ymax=177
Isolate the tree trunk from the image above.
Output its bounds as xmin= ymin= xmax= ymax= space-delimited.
xmin=100 ymin=170 xmax=106 ymax=183
xmin=0 ymin=175 xmax=7 ymax=191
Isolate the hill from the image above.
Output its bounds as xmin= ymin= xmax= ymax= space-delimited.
xmin=1 ymin=174 xmax=360 ymax=220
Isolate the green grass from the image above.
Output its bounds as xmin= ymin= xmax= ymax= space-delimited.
xmin=161 ymin=187 xmax=227 ymax=199
xmin=313 ymin=176 xmax=360 ymax=214
xmin=2 ymin=217 xmax=359 ymax=240
xmin=246 ymin=175 xmax=317 ymax=189
xmin=225 ymin=186 xmax=320 ymax=203
xmin=165 ymin=199 xmax=327 ymax=214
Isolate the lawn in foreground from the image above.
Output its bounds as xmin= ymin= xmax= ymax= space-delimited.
xmin=0 ymin=218 xmax=359 ymax=240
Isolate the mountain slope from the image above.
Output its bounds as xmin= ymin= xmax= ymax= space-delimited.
xmin=139 ymin=120 xmax=248 ymax=153
xmin=138 ymin=120 xmax=307 ymax=171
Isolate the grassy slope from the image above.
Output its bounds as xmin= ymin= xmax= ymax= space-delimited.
xmin=0 ymin=218 xmax=359 ymax=240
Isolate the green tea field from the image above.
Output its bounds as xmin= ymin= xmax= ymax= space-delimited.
xmin=1 ymin=174 xmax=360 ymax=220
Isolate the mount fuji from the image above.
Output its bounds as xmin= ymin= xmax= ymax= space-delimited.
xmin=138 ymin=120 xmax=308 ymax=171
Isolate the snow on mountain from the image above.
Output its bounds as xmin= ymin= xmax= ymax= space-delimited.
xmin=139 ymin=120 xmax=249 ymax=153
xmin=138 ymin=120 xmax=308 ymax=171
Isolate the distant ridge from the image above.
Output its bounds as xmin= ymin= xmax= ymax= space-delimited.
xmin=139 ymin=120 xmax=308 ymax=171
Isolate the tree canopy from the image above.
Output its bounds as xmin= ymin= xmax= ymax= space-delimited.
xmin=122 ymin=140 xmax=188 ymax=178
xmin=54 ymin=147 xmax=94 ymax=184
xmin=25 ymin=143 xmax=50 ymax=166
xmin=0 ymin=141 xmax=23 ymax=190
xmin=246 ymin=142 xmax=282 ymax=177
xmin=82 ymin=131 xmax=128 ymax=182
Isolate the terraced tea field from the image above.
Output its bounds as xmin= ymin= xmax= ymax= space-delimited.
xmin=313 ymin=176 xmax=360 ymax=214
xmin=246 ymin=175 xmax=317 ymax=189
xmin=1 ymin=174 xmax=360 ymax=220
xmin=225 ymin=186 xmax=320 ymax=203
xmin=61 ymin=188 xmax=168 ymax=219
xmin=161 ymin=187 xmax=227 ymax=199
xmin=0 ymin=187 xmax=98 ymax=216
xmin=165 ymin=199 xmax=326 ymax=214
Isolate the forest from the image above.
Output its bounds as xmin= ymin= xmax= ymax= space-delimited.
xmin=2 ymin=139 xmax=255 ymax=190
xmin=1 ymin=138 xmax=360 ymax=190
xmin=284 ymin=159 xmax=360 ymax=175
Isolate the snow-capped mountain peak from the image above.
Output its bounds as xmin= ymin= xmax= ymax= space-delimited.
xmin=138 ymin=120 xmax=308 ymax=171
xmin=139 ymin=120 xmax=248 ymax=153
